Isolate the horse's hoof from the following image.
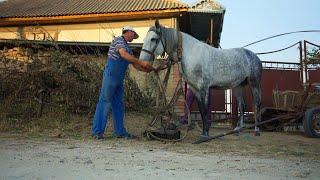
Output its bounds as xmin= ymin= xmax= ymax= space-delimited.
xmin=200 ymin=134 xmax=209 ymax=139
xmin=233 ymin=127 xmax=242 ymax=136
xmin=233 ymin=126 xmax=242 ymax=131
xmin=199 ymin=135 xmax=210 ymax=141
xmin=254 ymin=131 xmax=261 ymax=136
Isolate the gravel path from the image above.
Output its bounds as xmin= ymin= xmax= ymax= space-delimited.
xmin=1 ymin=137 xmax=319 ymax=180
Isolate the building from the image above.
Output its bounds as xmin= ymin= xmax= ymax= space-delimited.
xmin=0 ymin=0 xmax=225 ymax=46
xmin=0 ymin=0 xmax=226 ymax=115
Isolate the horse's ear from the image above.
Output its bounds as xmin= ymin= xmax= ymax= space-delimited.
xmin=155 ymin=19 xmax=160 ymax=28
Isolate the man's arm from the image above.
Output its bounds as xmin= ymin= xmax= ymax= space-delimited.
xmin=118 ymin=48 xmax=154 ymax=72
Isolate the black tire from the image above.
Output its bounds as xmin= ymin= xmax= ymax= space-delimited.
xmin=303 ymin=107 xmax=320 ymax=138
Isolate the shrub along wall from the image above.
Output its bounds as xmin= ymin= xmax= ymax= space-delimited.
xmin=0 ymin=47 xmax=154 ymax=122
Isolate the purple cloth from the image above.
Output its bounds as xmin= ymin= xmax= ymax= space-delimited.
xmin=180 ymin=89 xmax=212 ymax=124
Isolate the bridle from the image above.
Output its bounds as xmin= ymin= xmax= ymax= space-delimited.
xmin=141 ymin=28 xmax=183 ymax=73
xmin=141 ymin=29 xmax=166 ymax=62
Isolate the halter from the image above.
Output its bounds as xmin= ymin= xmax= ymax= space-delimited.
xmin=141 ymin=29 xmax=166 ymax=62
xmin=141 ymin=28 xmax=183 ymax=71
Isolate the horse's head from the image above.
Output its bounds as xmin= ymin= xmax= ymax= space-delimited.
xmin=139 ymin=20 xmax=166 ymax=62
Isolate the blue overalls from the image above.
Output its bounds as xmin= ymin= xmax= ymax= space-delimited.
xmin=92 ymin=45 xmax=132 ymax=137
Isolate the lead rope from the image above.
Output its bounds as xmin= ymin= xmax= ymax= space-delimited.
xmin=145 ymin=60 xmax=192 ymax=142
xmin=145 ymin=78 xmax=192 ymax=142
xmin=145 ymin=30 xmax=192 ymax=142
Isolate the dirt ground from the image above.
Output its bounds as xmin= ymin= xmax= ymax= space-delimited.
xmin=1 ymin=112 xmax=320 ymax=179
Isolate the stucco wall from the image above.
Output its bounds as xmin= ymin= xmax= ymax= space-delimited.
xmin=0 ymin=27 xmax=19 ymax=39
xmin=0 ymin=18 xmax=177 ymax=43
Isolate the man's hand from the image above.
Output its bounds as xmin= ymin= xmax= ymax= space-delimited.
xmin=139 ymin=61 xmax=154 ymax=72
xmin=133 ymin=61 xmax=154 ymax=72
xmin=118 ymin=48 xmax=154 ymax=72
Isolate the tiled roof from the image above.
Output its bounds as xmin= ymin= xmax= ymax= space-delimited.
xmin=190 ymin=0 xmax=224 ymax=12
xmin=0 ymin=0 xmax=189 ymax=18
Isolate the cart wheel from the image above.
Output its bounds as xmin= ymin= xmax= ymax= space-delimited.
xmin=303 ymin=107 xmax=320 ymax=138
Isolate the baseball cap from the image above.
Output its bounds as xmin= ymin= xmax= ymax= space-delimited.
xmin=122 ymin=26 xmax=139 ymax=39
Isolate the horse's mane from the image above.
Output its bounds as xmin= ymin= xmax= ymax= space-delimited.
xmin=147 ymin=25 xmax=217 ymax=59
xmin=160 ymin=26 xmax=215 ymax=50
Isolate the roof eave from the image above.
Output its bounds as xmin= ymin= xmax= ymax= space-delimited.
xmin=0 ymin=9 xmax=188 ymax=27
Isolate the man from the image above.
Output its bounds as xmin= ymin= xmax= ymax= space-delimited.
xmin=92 ymin=26 xmax=154 ymax=140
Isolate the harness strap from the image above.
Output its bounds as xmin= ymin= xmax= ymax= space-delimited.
xmin=168 ymin=30 xmax=183 ymax=65
xmin=141 ymin=49 xmax=155 ymax=61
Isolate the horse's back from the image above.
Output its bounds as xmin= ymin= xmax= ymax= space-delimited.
xmin=217 ymin=47 xmax=262 ymax=74
xmin=205 ymin=47 xmax=262 ymax=87
xmin=181 ymin=33 xmax=262 ymax=89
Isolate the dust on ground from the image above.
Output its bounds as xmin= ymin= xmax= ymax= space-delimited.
xmin=1 ymin=112 xmax=320 ymax=179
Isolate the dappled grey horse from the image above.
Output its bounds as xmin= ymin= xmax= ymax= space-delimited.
xmin=140 ymin=20 xmax=262 ymax=138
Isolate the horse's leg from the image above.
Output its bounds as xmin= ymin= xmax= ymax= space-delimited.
xmin=196 ymin=90 xmax=210 ymax=137
xmin=249 ymin=79 xmax=262 ymax=136
xmin=233 ymin=86 xmax=246 ymax=133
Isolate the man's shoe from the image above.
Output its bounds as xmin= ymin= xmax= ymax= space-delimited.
xmin=92 ymin=134 xmax=105 ymax=140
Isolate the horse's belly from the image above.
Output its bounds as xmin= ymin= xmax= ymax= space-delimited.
xmin=211 ymin=73 xmax=247 ymax=88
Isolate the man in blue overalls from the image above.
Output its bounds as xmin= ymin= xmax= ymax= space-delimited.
xmin=92 ymin=26 xmax=154 ymax=140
